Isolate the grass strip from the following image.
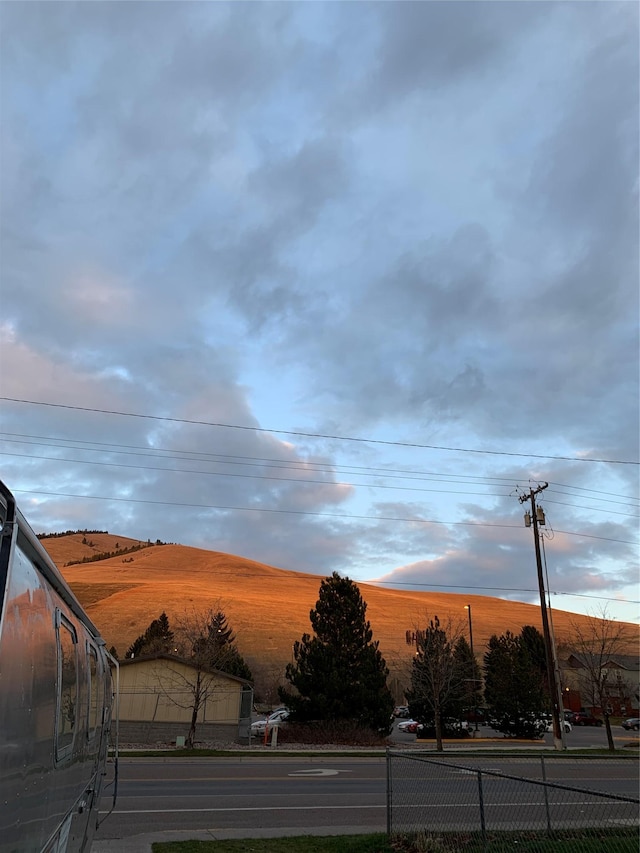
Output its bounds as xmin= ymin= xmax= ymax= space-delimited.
xmin=152 ymin=828 xmax=639 ymax=853
xmin=119 ymin=746 xmax=638 ymax=759
xmin=152 ymin=835 xmax=392 ymax=852
xmin=117 ymin=748 xmax=387 ymax=758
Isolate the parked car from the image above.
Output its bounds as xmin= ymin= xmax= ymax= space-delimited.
xmin=568 ymin=712 xmax=603 ymax=727
xmin=393 ymin=705 xmax=411 ymax=718
xmin=414 ymin=719 xmax=471 ymax=738
xmin=464 ymin=707 xmax=488 ymax=724
xmin=397 ymin=718 xmax=419 ymax=733
xmin=489 ymin=715 xmax=547 ymax=739
xmin=250 ymin=708 xmax=289 ymax=736
xmin=622 ymin=717 xmax=640 ymax=731
xmin=545 ymin=720 xmax=572 ymax=734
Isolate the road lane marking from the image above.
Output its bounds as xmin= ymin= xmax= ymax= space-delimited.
xmin=100 ymin=804 xmax=383 ymax=815
xmin=100 ymin=798 xmax=620 ymax=816
xmin=288 ymin=769 xmax=353 ymax=777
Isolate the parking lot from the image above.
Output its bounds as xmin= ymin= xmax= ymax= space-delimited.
xmin=389 ymin=718 xmax=640 ymax=748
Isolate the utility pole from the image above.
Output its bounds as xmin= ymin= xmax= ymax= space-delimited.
xmin=519 ymin=482 xmax=565 ymax=751
xmin=464 ymin=604 xmax=480 ymax=734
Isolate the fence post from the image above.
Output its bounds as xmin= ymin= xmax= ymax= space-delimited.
xmin=386 ymin=749 xmax=392 ymax=836
xmin=540 ymin=755 xmax=552 ymax=835
xmin=477 ymin=770 xmax=487 ymax=848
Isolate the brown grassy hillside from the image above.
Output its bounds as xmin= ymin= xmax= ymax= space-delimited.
xmin=42 ymin=536 xmax=639 ymax=701
xmin=40 ymin=532 xmax=151 ymax=566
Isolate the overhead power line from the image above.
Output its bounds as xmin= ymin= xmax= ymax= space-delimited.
xmin=369 ymin=579 xmax=640 ymax=606
xmin=544 ymin=498 xmax=638 ymax=518
xmin=12 ymin=487 xmax=638 ymax=545
xmin=2 ymin=430 xmax=638 ymax=518
xmin=547 ymin=480 xmax=640 ymax=503
xmin=3 ymin=448 xmax=637 ymax=519
xmin=2 ymin=396 xmax=638 ymax=465
xmin=0 ymin=435 xmax=530 ymax=486
xmin=0 ymin=450 xmax=517 ymax=500
xmin=3 ymin=432 xmax=637 ymax=502
xmin=0 ymin=432 xmax=523 ymax=486
xmin=29 ymin=528 xmax=640 ymax=607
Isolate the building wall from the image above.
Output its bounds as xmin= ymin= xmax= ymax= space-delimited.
xmin=560 ymin=659 xmax=639 ymax=715
xmin=118 ymin=658 xmax=244 ymax=724
xmin=118 ymin=720 xmax=245 ymax=745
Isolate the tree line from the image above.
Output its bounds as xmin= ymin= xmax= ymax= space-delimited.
xmin=38 ymin=529 xmax=109 ymax=539
xmin=405 ymin=616 xmax=552 ymax=749
xmin=66 ymin=540 xmax=166 ymax=566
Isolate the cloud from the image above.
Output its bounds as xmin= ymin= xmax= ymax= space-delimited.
xmin=1 ymin=1 xmax=637 ymax=624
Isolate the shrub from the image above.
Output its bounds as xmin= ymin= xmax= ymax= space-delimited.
xmin=278 ymin=719 xmax=389 ymax=747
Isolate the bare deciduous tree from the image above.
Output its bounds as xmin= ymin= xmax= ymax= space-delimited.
xmin=406 ymin=614 xmax=469 ymax=751
xmin=155 ymin=606 xmax=250 ymax=748
xmin=569 ymin=608 xmax=634 ymax=752
xmin=250 ymin=659 xmax=288 ymax=708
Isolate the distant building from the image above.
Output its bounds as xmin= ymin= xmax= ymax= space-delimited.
xmin=117 ymin=653 xmax=253 ymax=744
xmin=560 ymin=653 xmax=639 ymax=716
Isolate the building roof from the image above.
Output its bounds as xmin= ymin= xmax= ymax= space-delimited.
xmin=118 ymin=652 xmax=253 ymax=686
xmin=564 ymin=652 xmax=639 ymax=672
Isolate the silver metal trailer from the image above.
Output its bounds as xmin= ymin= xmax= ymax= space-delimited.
xmin=0 ymin=481 xmax=118 ymax=853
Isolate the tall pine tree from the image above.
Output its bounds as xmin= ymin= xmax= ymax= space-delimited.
xmin=279 ymin=572 xmax=393 ymax=733
xmin=483 ymin=626 xmax=549 ymax=738
xmin=192 ymin=610 xmax=253 ymax=681
xmin=125 ymin=611 xmax=174 ymax=658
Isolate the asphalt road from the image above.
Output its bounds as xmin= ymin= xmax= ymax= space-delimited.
xmin=95 ymin=755 xmax=388 ymax=842
xmin=94 ymin=749 xmax=639 ymax=845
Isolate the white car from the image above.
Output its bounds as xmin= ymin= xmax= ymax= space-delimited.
xmin=397 ymin=718 xmax=419 ymax=733
xmin=545 ymin=720 xmax=572 ymax=733
xmin=250 ymin=708 xmax=289 ymax=736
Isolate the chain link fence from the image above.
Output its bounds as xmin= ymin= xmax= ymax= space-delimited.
xmin=387 ymin=750 xmax=639 ymax=851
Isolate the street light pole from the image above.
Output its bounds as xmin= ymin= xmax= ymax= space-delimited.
xmin=464 ymin=604 xmax=479 ymax=733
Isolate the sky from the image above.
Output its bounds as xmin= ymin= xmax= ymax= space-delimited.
xmin=1 ymin=1 xmax=638 ymax=625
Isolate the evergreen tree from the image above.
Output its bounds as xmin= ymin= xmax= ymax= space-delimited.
xmin=146 ymin=612 xmax=175 ymax=653
xmin=219 ymin=646 xmax=253 ymax=681
xmin=278 ymin=572 xmax=394 ymax=733
xmin=520 ymin=624 xmax=548 ymax=692
xmin=453 ymin=634 xmax=479 ymax=713
xmin=125 ymin=611 xmax=174 ymax=658
xmin=191 ymin=610 xmax=253 ymax=682
xmin=125 ymin=634 xmax=147 ymax=659
xmin=483 ymin=627 xmax=549 ymax=738
xmin=193 ymin=610 xmax=234 ymax=658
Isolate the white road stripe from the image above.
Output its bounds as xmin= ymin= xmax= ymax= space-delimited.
xmin=100 ymin=804 xmax=384 ymax=815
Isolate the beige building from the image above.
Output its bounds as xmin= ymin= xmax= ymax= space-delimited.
xmin=117 ymin=653 xmax=253 ymax=744
xmin=560 ymin=653 xmax=639 ymax=716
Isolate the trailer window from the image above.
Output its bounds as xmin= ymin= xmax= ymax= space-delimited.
xmin=56 ymin=613 xmax=78 ymax=760
xmin=88 ymin=643 xmax=100 ymax=736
